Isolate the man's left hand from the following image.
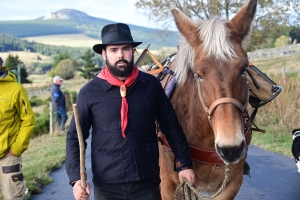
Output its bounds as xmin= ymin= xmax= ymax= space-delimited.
xmin=178 ymin=169 xmax=195 ymax=185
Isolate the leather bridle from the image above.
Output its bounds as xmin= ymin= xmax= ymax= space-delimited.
xmin=194 ymin=73 xmax=250 ymax=126
xmin=158 ymin=68 xmax=253 ymax=166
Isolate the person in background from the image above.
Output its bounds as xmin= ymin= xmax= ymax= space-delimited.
xmin=66 ymin=23 xmax=195 ymax=200
xmin=51 ymin=75 xmax=68 ymax=131
xmin=0 ymin=56 xmax=36 ymax=200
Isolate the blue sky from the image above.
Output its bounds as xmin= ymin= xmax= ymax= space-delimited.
xmin=0 ymin=0 xmax=168 ymax=29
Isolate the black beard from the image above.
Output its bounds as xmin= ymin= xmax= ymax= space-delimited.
xmin=106 ymin=55 xmax=134 ymax=77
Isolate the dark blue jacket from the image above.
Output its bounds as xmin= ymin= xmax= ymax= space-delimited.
xmin=66 ymin=71 xmax=192 ymax=185
xmin=51 ymin=84 xmax=66 ymax=110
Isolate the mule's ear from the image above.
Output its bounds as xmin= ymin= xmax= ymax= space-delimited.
xmin=171 ymin=8 xmax=200 ymax=46
xmin=228 ymin=0 xmax=257 ymax=40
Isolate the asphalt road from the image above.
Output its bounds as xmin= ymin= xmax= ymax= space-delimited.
xmin=30 ymin=137 xmax=300 ymax=200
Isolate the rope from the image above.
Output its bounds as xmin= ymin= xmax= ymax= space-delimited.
xmin=174 ymin=165 xmax=231 ymax=200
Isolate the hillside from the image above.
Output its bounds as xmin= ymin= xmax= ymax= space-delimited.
xmin=0 ymin=33 xmax=88 ymax=60
xmin=249 ymin=44 xmax=300 ymax=75
xmin=0 ymin=9 xmax=179 ymax=50
xmin=0 ymin=51 xmax=53 ymax=66
xmin=24 ymin=34 xmax=101 ymax=48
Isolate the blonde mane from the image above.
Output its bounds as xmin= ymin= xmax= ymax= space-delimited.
xmin=174 ymin=18 xmax=237 ymax=85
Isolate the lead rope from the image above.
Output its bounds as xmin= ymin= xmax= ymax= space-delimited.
xmin=174 ymin=164 xmax=231 ymax=200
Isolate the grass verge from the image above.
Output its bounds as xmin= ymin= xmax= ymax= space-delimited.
xmin=0 ymin=133 xmax=66 ymax=200
xmin=251 ymin=127 xmax=293 ymax=158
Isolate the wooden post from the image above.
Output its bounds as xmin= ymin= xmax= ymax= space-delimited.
xmin=72 ymin=104 xmax=87 ymax=190
xmin=49 ymin=102 xmax=53 ymax=135
xmin=282 ymin=66 xmax=286 ymax=84
xmin=70 ymin=93 xmax=73 ymax=105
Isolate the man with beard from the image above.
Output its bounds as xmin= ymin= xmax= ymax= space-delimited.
xmin=66 ymin=23 xmax=195 ymax=200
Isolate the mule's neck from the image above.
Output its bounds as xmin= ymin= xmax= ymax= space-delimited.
xmin=171 ymin=69 xmax=215 ymax=150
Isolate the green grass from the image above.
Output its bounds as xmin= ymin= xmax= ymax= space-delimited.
xmin=251 ymin=127 xmax=293 ymax=158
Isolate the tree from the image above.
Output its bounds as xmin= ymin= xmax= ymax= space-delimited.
xmin=50 ymin=52 xmax=70 ymax=77
xmin=77 ymin=49 xmax=100 ymax=80
xmin=53 ymin=52 xmax=70 ymax=68
xmin=135 ymin=0 xmax=300 ymax=51
xmin=289 ymin=26 xmax=300 ymax=44
xmin=4 ymin=54 xmax=31 ymax=83
xmin=274 ymin=35 xmax=290 ymax=48
xmin=4 ymin=54 xmax=21 ymax=71
xmin=55 ymin=59 xmax=79 ymax=80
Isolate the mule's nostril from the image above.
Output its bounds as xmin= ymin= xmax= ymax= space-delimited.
xmin=240 ymin=140 xmax=245 ymax=153
xmin=216 ymin=144 xmax=224 ymax=157
xmin=216 ymin=141 xmax=245 ymax=163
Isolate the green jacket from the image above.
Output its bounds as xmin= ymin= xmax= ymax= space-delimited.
xmin=0 ymin=67 xmax=36 ymax=158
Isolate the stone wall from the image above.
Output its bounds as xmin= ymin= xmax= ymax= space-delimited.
xmin=247 ymin=44 xmax=300 ymax=61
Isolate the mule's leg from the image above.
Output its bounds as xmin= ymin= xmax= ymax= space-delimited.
xmin=159 ymin=145 xmax=179 ymax=200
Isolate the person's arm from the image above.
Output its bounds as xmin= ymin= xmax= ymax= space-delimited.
xmin=52 ymin=86 xmax=63 ymax=107
xmin=156 ymin=83 xmax=192 ymax=168
xmin=9 ymin=86 xmax=35 ymax=156
xmin=154 ymin=78 xmax=194 ymax=183
xmin=66 ymin=88 xmax=92 ymax=185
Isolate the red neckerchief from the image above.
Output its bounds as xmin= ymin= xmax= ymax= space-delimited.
xmin=97 ymin=66 xmax=139 ymax=138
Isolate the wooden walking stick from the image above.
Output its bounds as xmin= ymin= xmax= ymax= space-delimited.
xmin=72 ymin=104 xmax=87 ymax=190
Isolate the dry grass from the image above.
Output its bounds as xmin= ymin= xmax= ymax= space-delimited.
xmin=27 ymin=74 xmax=52 ymax=83
xmin=254 ymin=74 xmax=300 ymax=132
xmin=0 ymin=51 xmax=53 ymax=66
xmin=250 ymin=54 xmax=300 ymax=76
xmin=24 ymin=34 xmax=101 ymax=48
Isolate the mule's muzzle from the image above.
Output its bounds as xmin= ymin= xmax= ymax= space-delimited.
xmin=216 ymin=141 xmax=245 ymax=164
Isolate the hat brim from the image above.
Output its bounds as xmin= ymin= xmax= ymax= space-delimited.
xmin=93 ymin=41 xmax=142 ymax=54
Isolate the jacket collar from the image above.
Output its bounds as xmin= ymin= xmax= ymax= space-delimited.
xmin=0 ymin=67 xmax=17 ymax=82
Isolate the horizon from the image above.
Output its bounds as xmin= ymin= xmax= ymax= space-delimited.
xmin=0 ymin=0 xmax=177 ymax=31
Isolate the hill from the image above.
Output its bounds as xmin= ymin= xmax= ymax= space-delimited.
xmin=248 ymin=44 xmax=300 ymax=75
xmin=0 ymin=33 xmax=88 ymax=59
xmin=0 ymin=51 xmax=53 ymax=66
xmin=24 ymin=34 xmax=102 ymax=48
xmin=0 ymin=9 xmax=179 ymax=50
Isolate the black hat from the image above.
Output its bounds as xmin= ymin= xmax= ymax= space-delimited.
xmin=93 ymin=23 xmax=142 ymax=54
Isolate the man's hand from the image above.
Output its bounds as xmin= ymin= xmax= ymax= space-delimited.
xmin=178 ymin=169 xmax=195 ymax=185
xmin=73 ymin=180 xmax=91 ymax=200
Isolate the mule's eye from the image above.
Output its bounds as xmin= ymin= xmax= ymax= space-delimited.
xmin=241 ymin=68 xmax=246 ymax=75
xmin=194 ymin=73 xmax=203 ymax=80
xmin=240 ymin=65 xmax=247 ymax=75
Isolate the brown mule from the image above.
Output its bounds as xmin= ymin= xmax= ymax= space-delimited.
xmin=159 ymin=0 xmax=257 ymax=199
